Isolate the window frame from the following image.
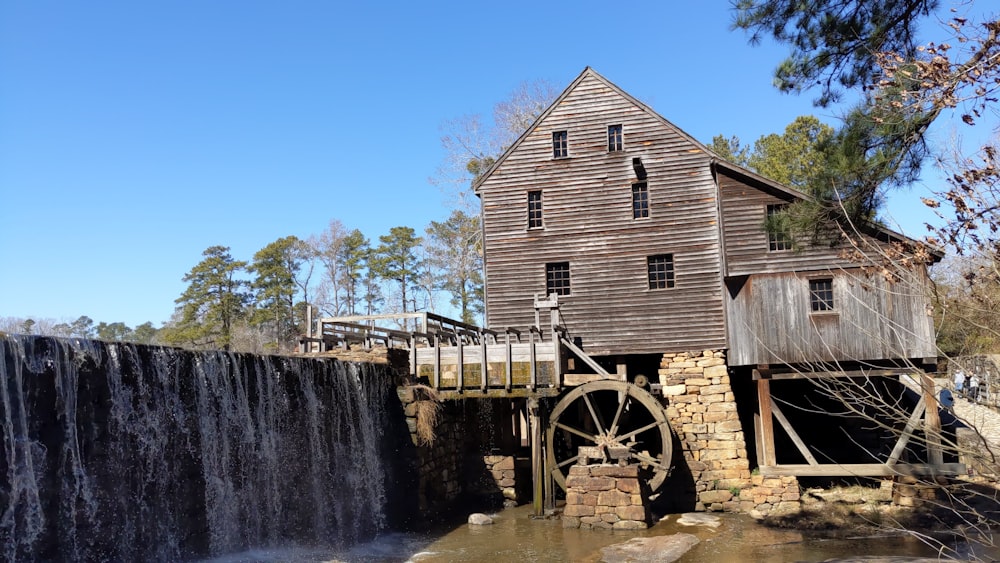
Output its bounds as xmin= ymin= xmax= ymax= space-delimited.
xmin=647 ymin=254 xmax=675 ymax=290
xmin=545 ymin=262 xmax=571 ymax=296
xmin=808 ymin=278 xmax=835 ymax=312
xmin=632 ymin=182 xmax=649 ymax=219
xmin=552 ymin=130 xmax=568 ymax=159
xmin=766 ymin=204 xmax=793 ymax=251
xmin=608 ymin=124 xmax=623 ymax=152
xmin=527 ymin=190 xmax=543 ymax=229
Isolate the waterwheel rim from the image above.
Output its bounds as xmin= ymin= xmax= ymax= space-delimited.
xmin=546 ymin=380 xmax=673 ymax=493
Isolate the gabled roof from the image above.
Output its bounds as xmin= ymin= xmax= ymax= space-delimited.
xmin=472 ymin=67 xmax=941 ymax=260
xmin=473 ymin=67 xmax=715 ymax=193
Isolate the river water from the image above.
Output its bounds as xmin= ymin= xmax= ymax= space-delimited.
xmin=206 ymin=503 xmax=996 ymax=562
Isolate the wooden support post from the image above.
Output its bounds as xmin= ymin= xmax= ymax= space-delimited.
xmin=920 ymin=372 xmax=944 ymax=466
xmin=504 ymin=331 xmax=513 ymax=392
xmin=758 ymin=377 xmax=776 ymax=467
xmin=433 ymin=335 xmax=441 ymax=390
xmin=480 ymin=339 xmax=488 ymax=392
xmin=529 ymin=329 xmax=537 ymax=391
xmin=456 ymin=331 xmax=464 ymax=392
xmin=529 ymin=398 xmax=544 ymax=517
xmin=409 ymin=335 xmax=417 ymax=380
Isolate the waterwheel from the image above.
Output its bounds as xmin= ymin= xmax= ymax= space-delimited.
xmin=546 ymin=380 xmax=673 ymax=493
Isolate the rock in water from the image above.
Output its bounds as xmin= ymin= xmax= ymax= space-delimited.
xmin=676 ymin=512 xmax=722 ymax=528
xmin=600 ymin=534 xmax=700 ymax=563
xmin=468 ymin=513 xmax=494 ymax=526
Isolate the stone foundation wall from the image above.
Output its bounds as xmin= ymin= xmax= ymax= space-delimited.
xmin=562 ymin=464 xmax=650 ymax=530
xmin=658 ymin=349 xmax=800 ymax=515
xmin=397 ymin=387 xmax=463 ymax=514
xmin=483 ymin=455 xmax=519 ymax=505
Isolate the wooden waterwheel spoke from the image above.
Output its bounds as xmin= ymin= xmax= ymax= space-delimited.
xmin=608 ymin=389 xmax=631 ymax=437
xmin=634 ymin=451 xmax=668 ymax=471
xmin=616 ymin=420 xmax=661 ymax=443
xmin=554 ymin=421 xmax=598 ymax=442
xmin=556 ymin=454 xmax=580 ymax=469
xmin=581 ymin=392 xmax=606 ymax=436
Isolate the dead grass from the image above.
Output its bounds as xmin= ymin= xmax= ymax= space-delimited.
xmin=413 ymin=384 xmax=442 ymax=446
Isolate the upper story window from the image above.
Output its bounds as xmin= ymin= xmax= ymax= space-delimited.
xmin=632 ymin=182 xmax=649 ymax=219
xmin=647 ymin=254 xmax=675 ymax=289
xmin=809 ymin=278 xmax=834 ymax=312
xmin=608 ymin=124 xmax=623 ymax=152
xmin=553 ymin=131 xmax=568 ymax=158
xmin=528 ymin=190 xmax=543 ymax=229
xmin=766 ymin=204 xmax=793 ymax=251
xmin=546 ymin=262 xmax=571 ymax=296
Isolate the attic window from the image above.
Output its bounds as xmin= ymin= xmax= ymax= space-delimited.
xmin=553 ymin=131 xmax=568 ymax=158
xmin=608 ymin=124 xmax=623 ymax=152
xmin=809 ymin=278 xmax=834 ymax=312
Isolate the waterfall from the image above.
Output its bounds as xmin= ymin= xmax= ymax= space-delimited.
xmin=0 ymin=334 xmax=400 ymax=561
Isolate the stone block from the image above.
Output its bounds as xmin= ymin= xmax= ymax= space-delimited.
xmin=706 ymin=402 xmax=737 ymax=412
xmin=700 ymin=449 xmax=739 ymax=461
xmin=568 ymin=465 xmax=590 ymax=476
xmin=562 ymin=516 xmax=581 ymax=529
xmin=396 ymin=387 xmax=415 ymax=403
xmin=715 ymin=420 xmax=744 ymax=433
xmin=703 ymin=365 xmax=728 ymax=378
xmin=683 ymin=367 xmax=704 ymax=375
xmin=500 ymin=478 xmax=515 ymax=487
xmin=598 ymin=489 xmax=631 ymax=507
xmin=564 ymin=504 xmax=595 ymax=517
xmin=616 ymin=505 xmax=648 ymax=521
xmin=592 ymin=464 xmax=638 ymax=478
xmin=781 ymin=492 xmax=800 ymax=501
xmin=700 ymin=490 xmax=733 ymax=504
xmin=617 ymin=479 xmax=641 ymax=494
xmin=670 ymin=361 xmax=697 ymax=369
xmin=580 ymin=516 xmax=602 ymax=525
xmin=601 ymin=513 xmax=620 ymax=523
xmin=662 ymin=384 xmax=687 ymax=396
xmin=503 ymin=488 xmax=517 ymax=500
xmin=493 ymin=456 xmax=515 ymax=470
xmin=613 ymin=520 xmax=647 ymax=530
xmin=682 ymin=423 xmax=708 ymax=433
xmin=685 ymin=378 xmax=712 ymax=386
xmin=697 ymin=358 xmax=726 ymax=368
xmin=701 ymin=384 xmax=732 ymax=395
xmin=699 ymin=393 xmax=725 ymax=404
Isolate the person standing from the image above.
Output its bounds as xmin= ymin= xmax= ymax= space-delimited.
xmin=970 ymin=373 xmax=981 ymax=403
xmin=954 ymin=368 xmax=965 ymax=398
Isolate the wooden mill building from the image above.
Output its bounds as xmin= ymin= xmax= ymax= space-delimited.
xmin=470 ymin=67 xmax=955 ymax=495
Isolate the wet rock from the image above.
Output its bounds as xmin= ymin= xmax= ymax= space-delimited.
xmin=468 ymin=513 xmax=494 ymax=526
xmin=676 ymin=512 xmax=722 ymax=528
xmin=600 ymin=533 xmax=700 ymax=563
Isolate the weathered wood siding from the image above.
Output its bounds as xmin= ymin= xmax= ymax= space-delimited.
xmin=718 ymin=167 xmax=937 ymax=366
xmin=726 ymin=269 xmax=936 ymax=366
xmin=717 ymin=168 xmax=860 ymax=275
xmin=478 ymin=72 xmax=727 ymax=356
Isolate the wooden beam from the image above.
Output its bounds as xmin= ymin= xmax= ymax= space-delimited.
xmin=769 ymin=398 xmax=818 ymax=465
xmin=759 ymin=463 xmax=966 ymax=477
xmin=563 ymin=373 xmax=623 ymax=386
xmin=560 ymin=337 xmax=609 ymax=376
xmin=529 ymin=398 xmax=543 ymax=517
xmin=752 ymin=368 xmax=914 ymax=380
xmin=758 ymin=379 xmax=776 ymax=466
xmin=887 ymin=398 xmax=926 ymax=465
xmin=920 ymin=372 xmax=944 ymax=466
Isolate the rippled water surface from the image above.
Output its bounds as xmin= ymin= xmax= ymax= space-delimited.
xmin=205 ymin=504 xmax=997 ymax=562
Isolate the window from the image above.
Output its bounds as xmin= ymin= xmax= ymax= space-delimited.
xmin=647 ymin=254 xmax=675 ymax=289
xmin=632 ymin=182 xmax=649 ymax=219
xmin=546 ymin=262 xmax=571 ymax=296
xmin=809 ymin=279 xmax=834 ymax=312
xmin=527 ymin=190 xmax=543 ymax=229
xmin=608 ymin=124 xmax=623 ymax=152
xmin=553 ymin=131 xmax=568 ymax=158
xmin=766 ymin=204 xmax=792 ymax=251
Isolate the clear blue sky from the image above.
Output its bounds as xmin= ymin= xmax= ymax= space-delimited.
xmin=0 ymin=1 xmax=941 ymax=328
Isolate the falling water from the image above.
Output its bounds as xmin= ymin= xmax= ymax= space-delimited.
xmin=0 ymin=334 xmax=400 ymax=561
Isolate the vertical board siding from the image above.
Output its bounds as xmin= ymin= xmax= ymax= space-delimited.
xmin=726 ymin=269 xmax=937 ymax=366
xmin=479 ymin=73 xmax=726 ymax=356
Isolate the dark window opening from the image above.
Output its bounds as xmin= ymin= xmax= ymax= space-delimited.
xmin=553 ymin=131 xmax=568 ymax=158
xmin=528 ymin=190 xmax=543 ymax=229
xmin=608 ymin=124 xmax=623 ymax=152
xmin=632 ymin=182 xmax=649 ymax=219
xmin=767 ymin=204 xmax=793 ymax=251
xmin=647 ymin=254 xmax=674 ymax=289
xmin=809 ymin=279 xmax=834 ymax=311
xmin=546 ymin=262 xmax=571 ymax=296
